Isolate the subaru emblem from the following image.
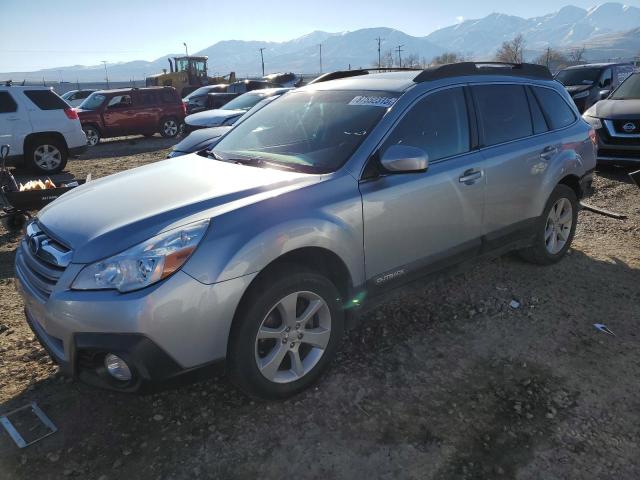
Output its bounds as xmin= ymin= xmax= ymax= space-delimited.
xmin=623 ymin=122 xmax=636 ymax=133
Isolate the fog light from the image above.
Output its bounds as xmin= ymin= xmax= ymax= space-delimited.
xmin=104 ymin=353 xmax=132 ymax=381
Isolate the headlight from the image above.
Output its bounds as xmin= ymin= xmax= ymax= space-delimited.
xmin=582 ymin=115 xmax=602 ymax=130
xmin=72 ymin=219 xmax=209 ymax=292
xmin=572 ymin=90 xmax=589 ymax=100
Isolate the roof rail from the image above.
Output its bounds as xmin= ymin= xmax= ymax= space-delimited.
xmin=309 ymin=67 xmax=423 ymax=85
xmin=414 ymin=62 xmax=553 ymax=83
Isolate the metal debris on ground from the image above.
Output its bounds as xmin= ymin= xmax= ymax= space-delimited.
xmin=593 ymin=324 xmax=616 ymax=336
xmin=580 ymin=202 xmax=627 ymax=220
xmin=0 ymin=402 xmax=57 ymax=448
xmin=630 ymin=170 xmax=640 ymax=189
xmin=510 ymin=300 xmax=521 ymax=309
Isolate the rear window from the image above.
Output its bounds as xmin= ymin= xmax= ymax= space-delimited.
xmin=0 ymin=92 xmax=17 ymax=113
xmin=24 ymin=89 xmax=69 ymax=110
xmin=532 ymin=87 xmax=576 ymax=130
xmin=472 ymin=85 xmax=533 ymax=146
xmin=160 ymin=90 xmax=176 ymax=104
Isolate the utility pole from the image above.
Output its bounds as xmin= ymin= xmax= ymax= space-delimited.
xmin=183 ymin=42 xmax=189 ymax=56
xmin=376 ymin=37 xmax=383 ymax=68
xmin=259 ymin=48 xmax=266 ymax=76
xmin=101 ymin=61 xmax=110 ymax=89
xmin=396 ymin=45 xmax=404 ymax=68
xmin=319 ymin=44 xmax=323 ymax=74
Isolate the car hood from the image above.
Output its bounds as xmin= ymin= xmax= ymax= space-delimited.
xmin=565 ymin=85 xmax=592 ymax=95
xmin=185 ymin=109 xmax=245 ymax=127
xmin=37 ymin=155 xmax=322 ymax=263
xmin=173 ymin=126 xmax=232 ymax=152
xmin=585 ymin=99 xmax=640 ymax=119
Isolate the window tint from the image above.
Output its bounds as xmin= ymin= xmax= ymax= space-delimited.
xmin=532 ymin=87 xmax=576 ymax=130
xmin=140 ymin=92 xmax=157 ymax=105
xmin=24 ymin=89 xmax=68 ymax=110
xmin=78 ymin=91 xmax=92 ymax=100
xmin=0 ymin=92 xmax=17 ymax=113
xmin=525 ymin=87 xmax=548 ymax=135
xmin=160 ymin=91 xmax=175 ymax=103
xmin=473 ymin=85 xmax=532 ymax=146
xmin=382 ymin=87 xmax=470 ymax=162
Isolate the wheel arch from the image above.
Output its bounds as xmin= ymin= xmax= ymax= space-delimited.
xmin=558 ymin=174 xmax=582 ymax=199
xmin=24 ymin=131 xmax=68 ymax=154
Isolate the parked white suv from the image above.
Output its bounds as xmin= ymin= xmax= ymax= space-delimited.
xmin=0 ymin=85 xmax=87 ymax=174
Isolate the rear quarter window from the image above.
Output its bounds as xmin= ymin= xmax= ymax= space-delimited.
xmin=532 ymin=87 xmax=576 ymax=130
xmin=472 ymin=84 xmax=533 ymax=146
xmin=0 ymin=91 xmax=18 ymax=113
xmin=160 ymin=90 xmax=177 ymax=104
xmin=24 ymin=90 xmax=69 ymax=110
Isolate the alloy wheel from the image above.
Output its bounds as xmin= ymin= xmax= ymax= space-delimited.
xmin=255 ymin=291 xmax=331 ymax=384
xmin=33 ymin=144 xmax=62 ymax=171
xmin=85 ymin=128 xmax=99 ymax=146
xmin=545 ymin=197 xmax=573 ymax=254
xmin=163 ymin=120 xmax=178 ymax=137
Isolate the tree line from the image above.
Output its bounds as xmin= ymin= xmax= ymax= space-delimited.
xmin=372 ymin=35 xmax=593 ymax=72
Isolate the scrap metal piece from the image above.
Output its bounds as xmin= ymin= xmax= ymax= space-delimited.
xmin=579 ymin=202 xmax=627 ymax=220
xmin=593 ymin=323 xmax=616 ymax=336
xmin=0 ymin=402 xmax=57 ymax=448
xmin=630 ymin=169 xmax=640 ymax=189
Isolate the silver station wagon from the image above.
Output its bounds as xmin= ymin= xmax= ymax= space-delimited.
xmin=15 ymin=63 xmax=596 ymax=399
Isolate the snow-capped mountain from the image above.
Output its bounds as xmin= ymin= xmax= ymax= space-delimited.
xmin=2 ymin=3 xmax=639 ymax=82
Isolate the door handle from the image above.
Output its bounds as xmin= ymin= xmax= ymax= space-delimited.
xmin=459 ymin=169 xmax=483 ymax=184
xmin=540 ymin=145 xmax=558 ymax=160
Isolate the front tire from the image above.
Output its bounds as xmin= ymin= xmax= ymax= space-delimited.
xmin=518 ymin=184 xmax=578 ymax=265
xmin=83 ymin=125 xmax=100 ymax=147
xmin=227 ymin=266 xmax=344 ymax=400
xmin=27 ymin=137 xmax=67 ymax=174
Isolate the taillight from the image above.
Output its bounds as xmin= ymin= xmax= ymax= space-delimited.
xmin=64 ymin=108 xmax=79 ymax=120
xmin=588 ymin=128 xmax=597 ymax=146
xmin=181 ymin=102 xmax=187 ymax=116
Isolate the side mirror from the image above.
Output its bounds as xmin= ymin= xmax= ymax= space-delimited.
xmin=0 ymin=144 xmax=10 ymax=160
xmin=599 ymin=89 xmax=611 ymax=100
xmin=380 ymin=144 xmax=428 ymax=173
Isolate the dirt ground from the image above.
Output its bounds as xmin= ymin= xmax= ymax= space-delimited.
xmin=1 ymin=137 xmax=639 ymax=479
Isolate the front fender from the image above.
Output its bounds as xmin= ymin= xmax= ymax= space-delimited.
xmin=182 ymin=173 xmax=364 ymax=287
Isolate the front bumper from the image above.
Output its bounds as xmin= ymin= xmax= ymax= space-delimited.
xmin=15 ymin=242 xmax=256 ymax=391
xmin=595 ymin=124 xmax=640 ymax=165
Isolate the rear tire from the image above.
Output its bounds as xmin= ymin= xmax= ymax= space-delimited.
xmin=518 ymin=184 xmax=578 ymax=265
xmin=160 ymin=117 xmax=179 ymax=138
xmin=26 ymin=137 xmax=67 ymax=174
xmin=227 ymin=265 xmax=344 ymax=400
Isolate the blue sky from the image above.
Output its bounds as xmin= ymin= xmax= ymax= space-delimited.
xmin=2 ymin=0 xmax=639 ymax=71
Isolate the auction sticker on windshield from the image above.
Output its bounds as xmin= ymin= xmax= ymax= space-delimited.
xmin=348 ymin=96 xmax=397 ymax=108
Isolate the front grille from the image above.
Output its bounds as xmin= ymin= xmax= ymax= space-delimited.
xmin=612 ymin=119 xmax=640 ymax=135
xmin=598 ymin=149 xmax=640 ymax=160
xmin=15 ymin=223 xmax=71 ymax=301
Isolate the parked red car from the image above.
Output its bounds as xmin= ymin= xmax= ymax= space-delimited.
xmin=77 ymin=87 xmax=186 ymax=146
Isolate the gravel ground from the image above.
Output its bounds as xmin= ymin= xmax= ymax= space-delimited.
xmin=0 ymin=139 xmax=639 ymax=479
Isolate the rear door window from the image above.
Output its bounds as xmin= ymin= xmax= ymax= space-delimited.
xmin=472 ymin=85 xmax=533 ymax=146
xmin=160 ymin=91 xmax=175 ymax=103
xmin=0 ymin=92 xmax=18 ymax=113
xmin=140 ymin=91 xmax=157 ymax=106
xmin=382 ymin=87 xmax=470 ymax=162
xmin=532 ymin=87 xmax=576 ymax=130
xmin=24 ymin=89 xmax=68 ymax=110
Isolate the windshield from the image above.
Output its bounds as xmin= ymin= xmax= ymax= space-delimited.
xmin=184 ymin=86 xmax=215 ymax=100
xmin=222 ymin=92 xmax=269 ymax=111
xmin=79 ymin=93 xmax=106 ymax=110
xmin=212 ymin=90 xmax=398 ymax=173
xmin=61 ymin=91 xmax=74 ymax=100
xmin=611 ymin=73 xmax=640 ymax=100
xmin=556 ymin=68 xmax=602 ymax=86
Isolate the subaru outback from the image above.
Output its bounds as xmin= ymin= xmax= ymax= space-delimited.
xmin=15 ymin=63 xmax=596 ymax=399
